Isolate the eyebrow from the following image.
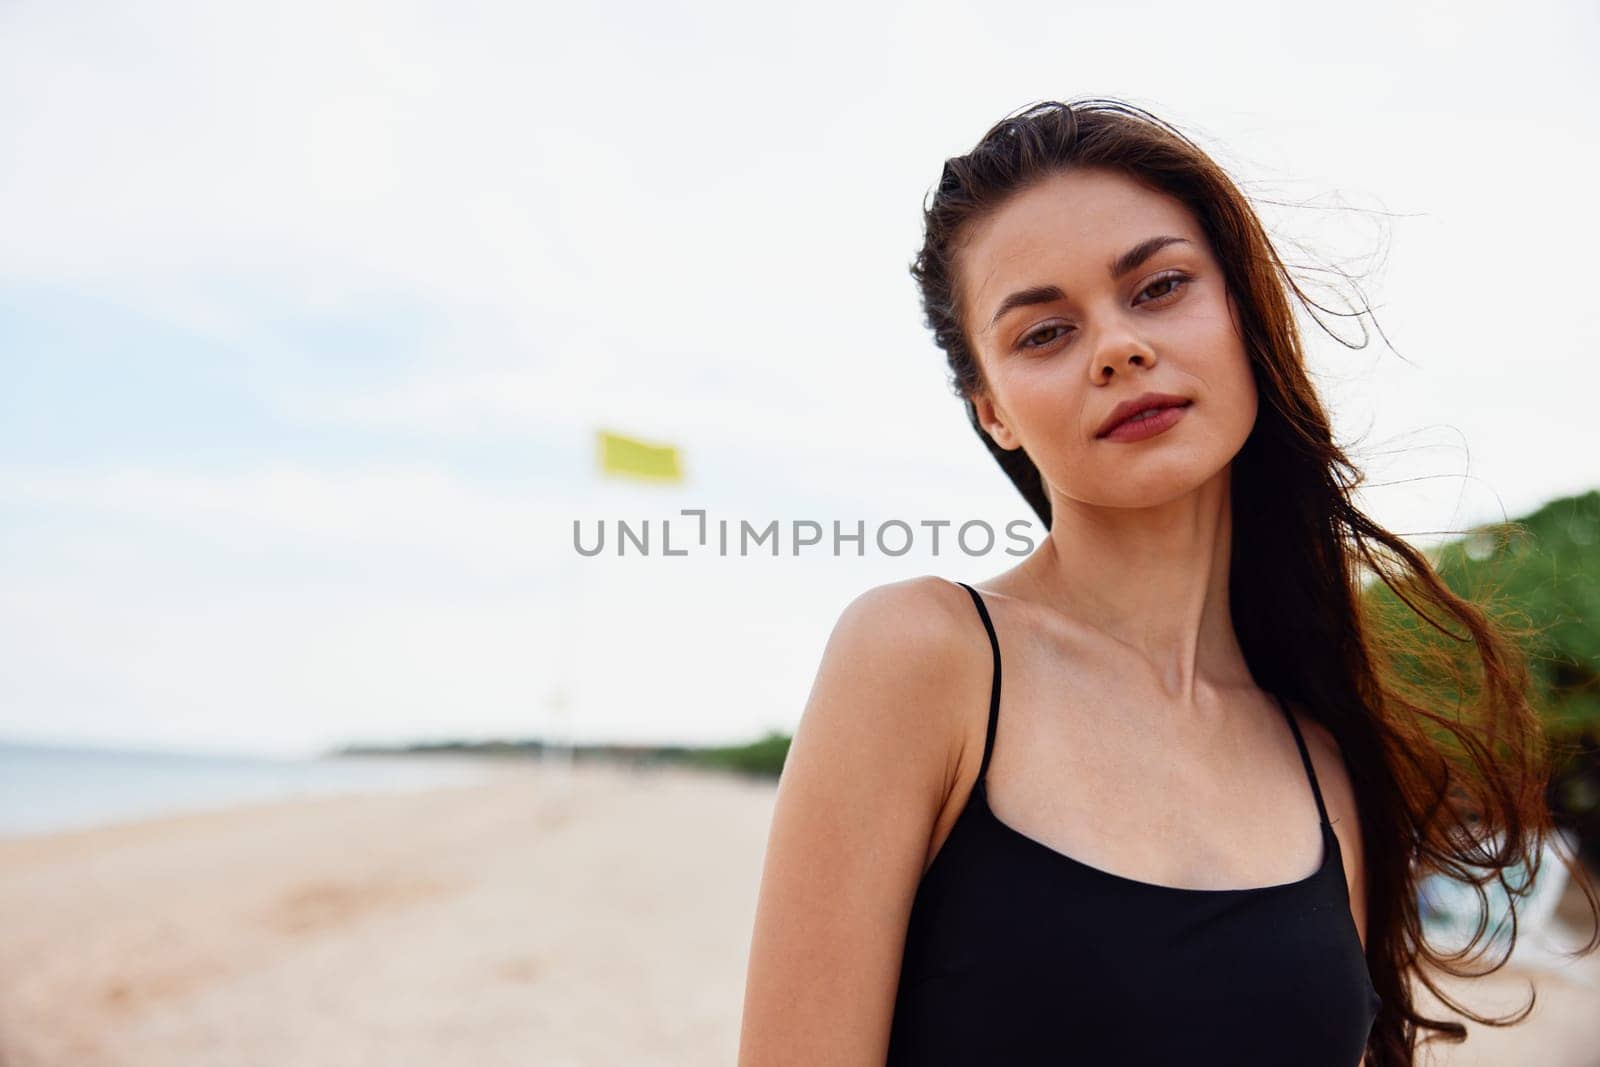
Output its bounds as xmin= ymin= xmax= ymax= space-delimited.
xmin=983 ymin=234 xmax=1194 ymax=334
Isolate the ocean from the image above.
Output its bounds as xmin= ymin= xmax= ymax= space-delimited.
xmin=0 ymin=740 xmax=501 ymax=837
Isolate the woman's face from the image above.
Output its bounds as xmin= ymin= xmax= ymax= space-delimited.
xmin=958 ymin=167 xmax=1258 ymax=510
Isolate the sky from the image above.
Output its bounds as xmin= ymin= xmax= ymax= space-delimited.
xmin=2 ymin=0 xmax=1596 ymax=757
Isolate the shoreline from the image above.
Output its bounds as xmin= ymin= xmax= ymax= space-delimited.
xmin=0 ymin=743 xmax=531 ymax=840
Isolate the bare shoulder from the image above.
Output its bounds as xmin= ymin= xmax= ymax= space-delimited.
xmin=738 ymin=575 xmax=989 ymax=1064
xmin=834 ymin=574 xmax=986 ymax=661
xmin=829 ymin=574 xmax=984 ymax=667
xmin=787 ymin=574 xmax=988 ymax=793
xmin=1283 ymin=700 xmax=1371 ymax=950
xmin=1283 ymin=704 xmax=1359 ymax=830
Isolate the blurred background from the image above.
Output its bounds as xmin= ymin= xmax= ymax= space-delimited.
xmin=1 ymin=0 xmax=1597 ymax=1064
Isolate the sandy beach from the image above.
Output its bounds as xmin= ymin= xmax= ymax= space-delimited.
xmin=1 ymin=757 xmax=1596 ymax=1066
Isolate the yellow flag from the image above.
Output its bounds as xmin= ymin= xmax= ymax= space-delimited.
xmin=596 ymin=428 xmax=684 ymax=484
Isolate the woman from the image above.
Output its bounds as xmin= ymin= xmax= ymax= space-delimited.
xmin=738 ymin=99 xmax=1597 ymax=1067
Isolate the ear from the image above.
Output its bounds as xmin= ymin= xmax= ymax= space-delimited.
xmin=971 ymin=390 xmax=1021 ymax=451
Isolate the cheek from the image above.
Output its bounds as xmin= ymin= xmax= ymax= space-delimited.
xmin=1188 ymin=296 xmax=1257 ymax=407
xmin=1001 ymin=369 xmax=1093 ymax=449
xmin=1200 ymin=333 xmax=1259 ymax=443
xmin=1220 ymin=328 xmax=1259 ymax=415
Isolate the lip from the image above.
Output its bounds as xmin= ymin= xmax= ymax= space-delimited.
xmin=1095 ymin=391 xmax=1192 ymax=439
xmin=1099 ymin=401 xmax=1189 ymax=442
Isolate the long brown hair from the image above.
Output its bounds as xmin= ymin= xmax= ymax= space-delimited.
xmin=910 ymin=98 xmax=1600 ymax=1066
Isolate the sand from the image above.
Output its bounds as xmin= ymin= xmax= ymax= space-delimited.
xmin=0 ymin=756 xmax=1595 ymax=1066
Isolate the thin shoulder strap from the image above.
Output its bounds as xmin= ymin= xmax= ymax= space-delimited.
xmin=952 ymin=580 xmax=1002 ymax=785
xmin=1273 ymin=693 xmax=1330 ymax=828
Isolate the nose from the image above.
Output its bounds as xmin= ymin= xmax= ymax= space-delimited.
xmin=1091 ymin=327 xmax=1156 ymax=382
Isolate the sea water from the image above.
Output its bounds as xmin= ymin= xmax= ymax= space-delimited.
xmin=0 ymin=740 xmax=499 ymax=837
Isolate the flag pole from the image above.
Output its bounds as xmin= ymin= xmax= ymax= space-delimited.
xmin=547 ymin=428 xmax=683 ymax=801
xmin=542 ymin=433 xmax=586 ymax=809
xmin=543 ymin=554 xmax=580 ymax=801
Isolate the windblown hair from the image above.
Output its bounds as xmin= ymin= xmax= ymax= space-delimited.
xmin=910 ymin=98 xmax=1599 ymax=1066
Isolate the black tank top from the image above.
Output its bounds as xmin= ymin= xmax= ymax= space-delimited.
xmin=886 ymin=580 xmax=1381 ymax=1065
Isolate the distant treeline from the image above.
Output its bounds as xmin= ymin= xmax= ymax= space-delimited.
xmin=333 ymin=733 xmax=792 ymax=779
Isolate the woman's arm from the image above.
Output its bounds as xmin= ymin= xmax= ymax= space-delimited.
xmin=738 ymin=578 xmax=980 ymax=1066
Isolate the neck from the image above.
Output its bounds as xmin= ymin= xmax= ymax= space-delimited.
xmin=1021 ymin=467 xmax=1252 ymax=711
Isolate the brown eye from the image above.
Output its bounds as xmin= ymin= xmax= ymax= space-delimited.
xmin=1019 ymin=324 xmax=1071 ymax=351
xmin=1138 ymin=271 xmax=1190 ymax=304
